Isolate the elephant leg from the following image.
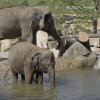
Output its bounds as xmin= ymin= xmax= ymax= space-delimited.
xmin=32 ymin=32 xmax=36 ymax=45
xmin=36 ymin=70 xmax=43 ymax=85
xmin=24 ymin=67 xmax=34 ymax=84
xmin=11 ymin=68 xmax=18 ymax=83
xmin=48 ymin=67 xmax=55 ymax=88
xmin=21 ymin=74 xmax=25 ymax=81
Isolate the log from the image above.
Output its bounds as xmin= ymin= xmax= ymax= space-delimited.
xmin=77 ymin=32 xmax=91 ymax=51
xmin=78 ymin=32 xmax=89 ymax=42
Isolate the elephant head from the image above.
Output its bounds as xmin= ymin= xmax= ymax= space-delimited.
xmin=34 ymin=7 xmax=64 ymax=53
xmin=31 ymin=50 xmax=55 ymax=88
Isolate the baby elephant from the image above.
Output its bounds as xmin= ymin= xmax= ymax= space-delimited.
xmin=8 ymin=42 xmax=55 ymax=88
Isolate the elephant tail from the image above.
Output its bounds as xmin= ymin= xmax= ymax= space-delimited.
xmin=3 ymin=68 xmax=10 ymax=78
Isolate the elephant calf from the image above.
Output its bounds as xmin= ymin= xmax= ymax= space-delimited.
xmin=8 ymin=42 xmax=55 ymax=88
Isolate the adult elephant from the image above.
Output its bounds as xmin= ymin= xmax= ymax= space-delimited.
xmin=0 ymin=6 xmax=63 ymax=50
xmin=8 ymin=42 xmax=55 ymax=88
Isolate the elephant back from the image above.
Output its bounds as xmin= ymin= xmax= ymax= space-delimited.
xmin=35 ymin=6 xmax=50 ymax=15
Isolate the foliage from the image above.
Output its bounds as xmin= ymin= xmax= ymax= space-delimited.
xmin=27 ymin=0 xmax=46 ymax=6
xmin=0 ymin=0 xmax=100 ymax=33
xmin=46 ymin=0 xmax=100 ymax=33
xmin=0 ymin=0 xmax=28 ymax=8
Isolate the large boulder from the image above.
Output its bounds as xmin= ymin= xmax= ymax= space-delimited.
xmin=72 ymin=52 xmax=97 ymax=68
xmin=93 ymin=52 xmax=100 ymax=71
xmin=63 ymin=42 xmax=91 ymax=58
xmin=55 ymin=52 xmax=97 ymax=71
xmin=55 ymin=41 xmax=97 ymax=71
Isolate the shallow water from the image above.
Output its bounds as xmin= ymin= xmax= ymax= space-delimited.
xmin=0 ymin=68 xmax=100 ymax=100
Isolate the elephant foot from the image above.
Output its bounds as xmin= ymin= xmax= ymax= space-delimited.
xmin=36 ymin=71 xmax=43 ymax=85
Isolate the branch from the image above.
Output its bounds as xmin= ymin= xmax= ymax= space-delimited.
xmin=68 ymin=0 xmax=93 ymax=18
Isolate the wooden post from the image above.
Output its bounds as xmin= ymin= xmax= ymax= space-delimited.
xmin=77 ymin=32 xmax=91 ymax=51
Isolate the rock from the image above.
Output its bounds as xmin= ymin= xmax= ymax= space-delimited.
xmin=0 ymin=39 xmax=11 ymax=52
xmin=91 ymin=47 xmax=100 ymax=52
xmin=93 ymin=53 xmax=100 ymax=71
xmin=10 ymin=38 xmax=20 ymax=45
xmin=36 ymin=30 xmax=49 ymax=49
xmin=47 ymin=41 xmax=58 ymax=49
xmin=72 ymin=52 xmax=97 ymax=68
xmin=55 ymin=58 xmax=74 ymax=71
xmin=0 ymin=52 xmax=8 ymax=60
xmin=93 ymin=59 xmax=100 ymax=70
xmin=89 ymin=38 xmax=100 ymax=47
xmin=55 ymin=52 xmax=97 ymax=71
xmin=63 ymin=42 xmax=91 ymax=58
xmin=50 ymin=48 xmax=59 ymax=58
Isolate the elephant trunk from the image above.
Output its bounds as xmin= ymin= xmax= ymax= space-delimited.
xmin=48 ymin=64 xmax=55 ymax=89
xmin=48 ymin=24 xmax=64 ymax=48
xmin=48 ymin=24 xmax=64 ymax=57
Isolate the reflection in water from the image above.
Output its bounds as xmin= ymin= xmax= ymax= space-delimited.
xmin=0 ymin=68 xmax=100 ymax=100
xmin=10 ymin=84 xmax=56 ymax=100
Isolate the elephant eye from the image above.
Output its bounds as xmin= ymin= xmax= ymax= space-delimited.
xmin=35 ymin=13 xmax=38 ymax=16
xmin=45 ymin=19 xmax=51 ymax=24
xmin=39 ymin=16 xmax=42 ymax=19
xmin=47 ymin=19 xmax=50 ymax=22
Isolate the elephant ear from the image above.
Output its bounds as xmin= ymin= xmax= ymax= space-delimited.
xmin=38 ymin=6 xmax=53 ymax=25
xmin=31 ymin=53 xmax=40 ymax=60
xmin=39 ymin=51 xmax=53 ymax=65
xmin=44 ymin=12 xmax=54 ymax=27
xmin=20 ymin=9 xmax=38 ymax=42
xmin=39 ymin=12 xmax=54 ymax=30
xmin=31 ymin=53 xmax=41 ymax=67
xmin=25 ymin=52 xmax=41 ymax=67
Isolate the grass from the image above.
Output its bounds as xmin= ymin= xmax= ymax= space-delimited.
xmin=0 ymin=0 xmax=28 ymax=8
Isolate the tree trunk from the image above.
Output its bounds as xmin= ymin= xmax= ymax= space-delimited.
xmin=92 ymin=17 xmax=98 ymax=34
xmin=77 ymin=32 xmax=91 ymax=51
xmin=92 ymin=0 xmax=100 ymax=34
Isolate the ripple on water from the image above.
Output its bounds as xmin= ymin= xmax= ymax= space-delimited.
xmin=0 ymin=69 xmax=100 ymax=100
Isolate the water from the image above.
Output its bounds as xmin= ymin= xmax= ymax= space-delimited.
xmin=0 ymin=68 xmax=100 ymax=100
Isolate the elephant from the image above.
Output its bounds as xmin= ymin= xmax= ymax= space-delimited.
xmin=0 ymin=6 xmax=63 ymax=52
xmin=8 ymin=42 xmax=55 ymax=88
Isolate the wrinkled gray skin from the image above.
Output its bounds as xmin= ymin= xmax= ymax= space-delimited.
xmin=0 ymin=6 xmax=63 ymax=49
xmin=8 ymin=42 xmax=55 ymax=88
